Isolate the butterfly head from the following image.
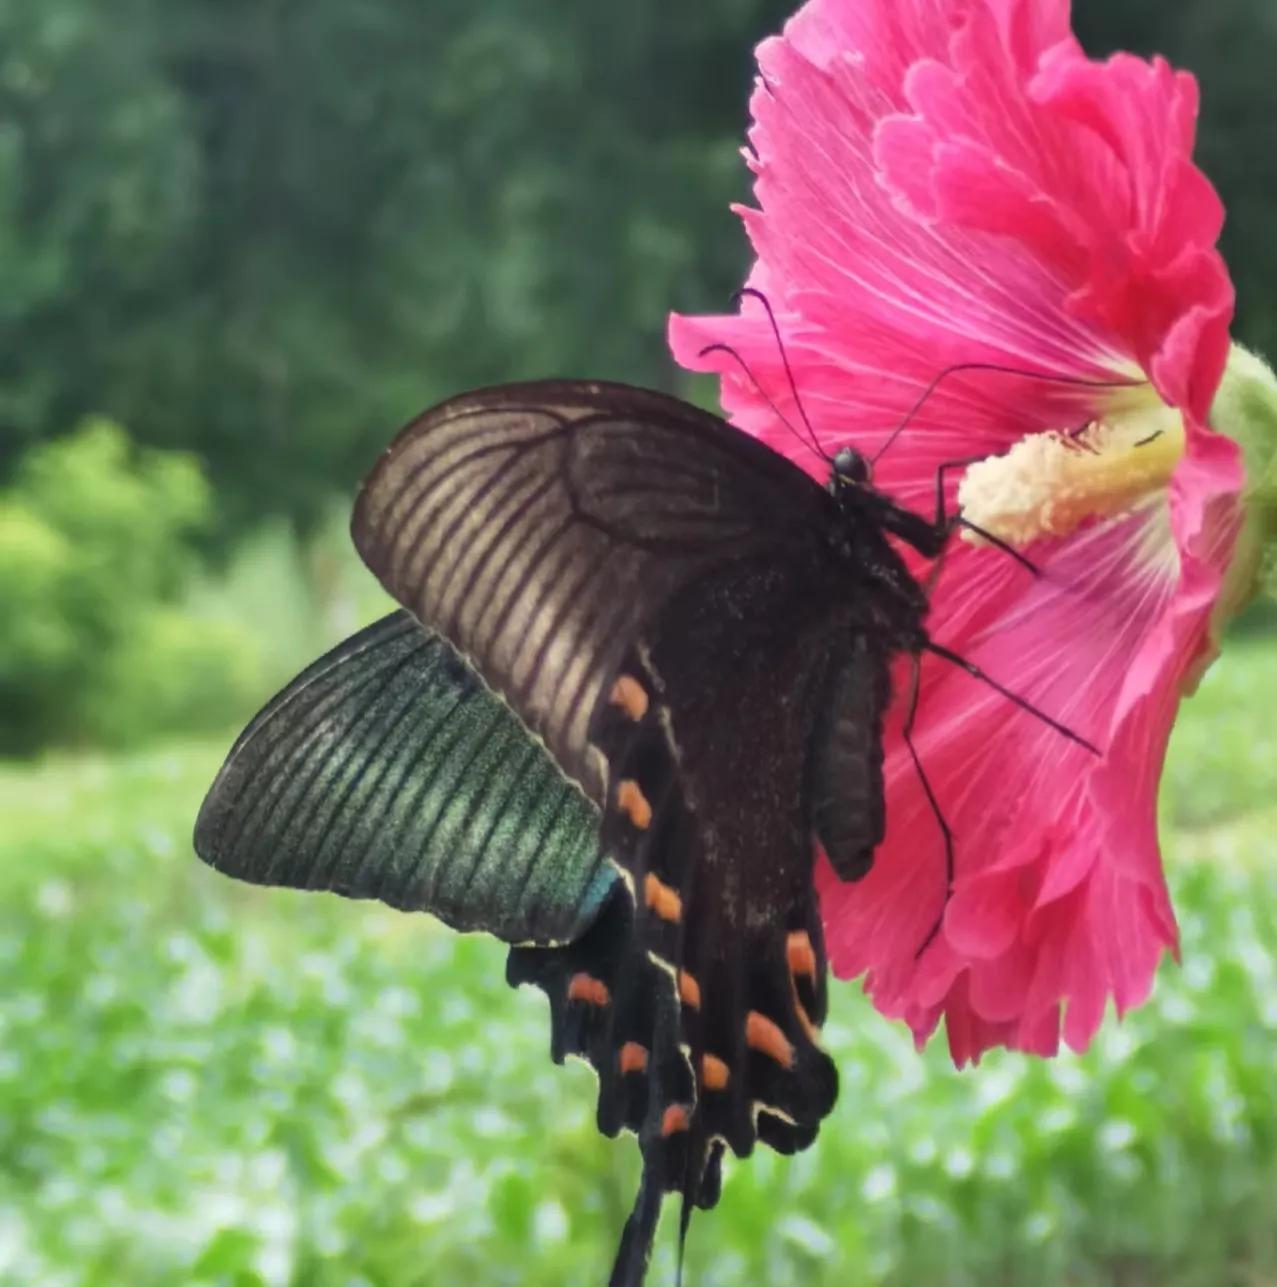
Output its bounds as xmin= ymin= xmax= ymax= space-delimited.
xmin=830 ymin=446 xmax=871 ymax=491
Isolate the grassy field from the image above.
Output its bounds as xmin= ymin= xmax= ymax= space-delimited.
xmin=2 ymin=635 xmax=1275 ymax=1287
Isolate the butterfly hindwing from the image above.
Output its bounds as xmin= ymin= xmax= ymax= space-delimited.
xmin=194 ymin=611 xmax=614 ymax=946
xmin=511 ymin=558 xmax=858 ymax=1283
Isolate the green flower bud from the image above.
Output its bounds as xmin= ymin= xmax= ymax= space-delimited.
xmin=1210 ymin=343 xmax=1277 ymax=608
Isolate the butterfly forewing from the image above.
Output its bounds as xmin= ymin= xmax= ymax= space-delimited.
xmin=350 ymin=381 xmax=826 ymax=804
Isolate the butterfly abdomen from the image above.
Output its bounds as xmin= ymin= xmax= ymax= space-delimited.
xmin=810 ymin=635 xmax=894 ymax=881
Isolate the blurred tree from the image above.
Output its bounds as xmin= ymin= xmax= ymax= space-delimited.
xmin=0 ymin=0 xmax=793 ymax=531
xmin=1 ymin=0 xmax=1274 ymax=533
xmin=0 ymin=1 xmax=198 ymax=461
xmin=0 ymin=420 xmax=261 ymax=752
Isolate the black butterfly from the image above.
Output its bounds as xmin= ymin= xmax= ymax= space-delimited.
xmin=197 ymin=377 xmax=1090 ymax=1285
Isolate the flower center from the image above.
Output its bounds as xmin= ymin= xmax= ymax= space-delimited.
xmin=956 ymin=400 xmax=1185 ymax=548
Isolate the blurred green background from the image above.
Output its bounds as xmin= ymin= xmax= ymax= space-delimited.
xmin=1 ymin=2 xmax=1275 ymax=1284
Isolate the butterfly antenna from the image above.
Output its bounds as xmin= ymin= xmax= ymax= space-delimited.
xmin=902 ymin=652 xmax=953 ymax=959
xmin=697 ymin=341 xmax=828 ymax=469
xmin=871 ymin=364 xmax=1147 ymax=467
xmin=731 ymin=287 xmax=831 ymax=463
xmin=925 ymin=641 xmax=1101 ymax=755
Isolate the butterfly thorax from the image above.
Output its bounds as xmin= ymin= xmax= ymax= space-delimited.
xmin=821 ymin=476 xmax=932 ymax=653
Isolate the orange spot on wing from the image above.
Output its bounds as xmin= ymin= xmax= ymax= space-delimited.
xmin=567 ymin=973 xmax=610 ymax=1007
xmin=643 ymin=873 xmax=682 ymax=923
xmin=661 ymin=1104 xmax=690 ymax=1137
xmin=678 ymin=971 xmax=701 ymax=1010
xmin=617 ymin=779 xmax=652 ymax=830
xmin=786 ymin=930 xmax=817 ymax=980
xmin=701 ymin=1054 xmax=730 ymax=1090
xmin=619 ymin=1041 xmax=649 ymax=1075
xmin=746 ymin=1011 xmax=795 ymax=1068
xmin=609 ymin=674 xmax=650 ymax=721
xmin=786 ymin=933 xmax=822 ymax=1041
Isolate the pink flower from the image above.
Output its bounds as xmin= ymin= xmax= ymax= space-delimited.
xmin=668 ymin=0 xmax=1251 ymax=1062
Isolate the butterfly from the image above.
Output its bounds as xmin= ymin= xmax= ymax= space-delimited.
xmin=197 ymin=377 xmax=1092 ymax=1285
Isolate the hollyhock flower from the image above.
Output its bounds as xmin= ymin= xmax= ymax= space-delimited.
xmin=669 ymin=0 xmax=1277 ymax=1062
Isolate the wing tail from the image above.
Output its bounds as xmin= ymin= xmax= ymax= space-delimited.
xmin=514 ymin=645 xmax=840 ymax=1281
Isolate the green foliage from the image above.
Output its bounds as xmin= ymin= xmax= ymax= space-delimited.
xmin=1162 ymin=618 xmax=1277 ymax=834
xmin=0 ymin=0 xmax=197 ymax=454
xmin=1 ymin=637 xmax=1274 ymax=1286
xmin=85 ymin=609 xmax=263 ymax=747
xmin=0 ymin=421 xmax=261 ymax=752
xmin=183 ymin=509 xmax=394 ymax=691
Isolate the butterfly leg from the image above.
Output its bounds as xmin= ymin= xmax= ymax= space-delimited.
xmin=873 ymin=462 xmax=1036 ymax=579
xmin=902 ymin=650 xmax=955 ymax=958
xmin=925 ymin=642 xmax=1100 ymax=755
xmin=905 ymin=638 xmax=1104 ymax=957
xmin=930 ymin=456 xmax=1041 ymax=577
